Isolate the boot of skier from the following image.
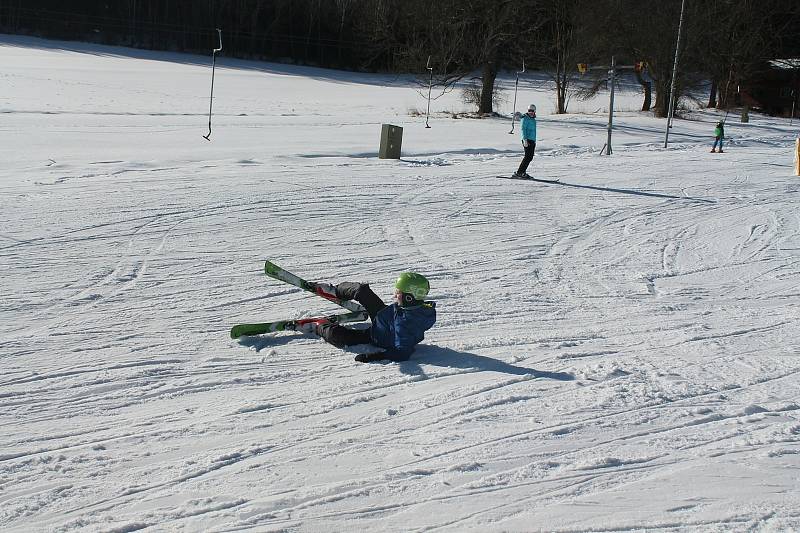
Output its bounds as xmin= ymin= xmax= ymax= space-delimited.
xmin=296 ymin=272 xmax=436 ymax=363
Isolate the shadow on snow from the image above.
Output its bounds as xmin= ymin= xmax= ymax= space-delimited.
xmin=516 ymin=178 xmax=716 ymax=204
xmin=236 ymin=336 xmax=574 ymax=382
xmin=399 ymin=345 xmax=575 ymax=381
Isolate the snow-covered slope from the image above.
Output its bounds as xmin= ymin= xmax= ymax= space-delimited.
xmin=1 ymin=34 xmax=799 ymax=532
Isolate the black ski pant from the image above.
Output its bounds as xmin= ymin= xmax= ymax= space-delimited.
xmin=317 ymin=283 xmax=387 ymax=347
xmin=516 ymin=141 xmax=536 ymax=174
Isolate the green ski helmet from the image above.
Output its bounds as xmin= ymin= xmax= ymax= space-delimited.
xmin=395 ymin=272 xmax=430 ymax=301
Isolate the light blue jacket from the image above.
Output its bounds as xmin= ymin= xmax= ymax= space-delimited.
xmin=520 ymin=114 xmax=537 ymax=142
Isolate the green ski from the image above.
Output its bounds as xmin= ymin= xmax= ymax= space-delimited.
xmin=231 ymin=310 xmax=368 ymax=339
xmin=264 ymin=260 xmax=364 ymax=312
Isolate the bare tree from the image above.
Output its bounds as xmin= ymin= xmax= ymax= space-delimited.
xmin=607 ymin=0 xmax=699 ymax=117
xmin=352 ymin=0 xmax=546 ymax=114
xmin=529 ymin=0 xmax=587 ymax=114
xmin=695 ymin=0 xmax=798 ymax=110
xmin=574 ymin=1 xmax=653 ymax=111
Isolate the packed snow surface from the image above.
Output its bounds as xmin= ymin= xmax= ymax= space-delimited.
xmin=2 ymin=34 xmax=800 ymax=532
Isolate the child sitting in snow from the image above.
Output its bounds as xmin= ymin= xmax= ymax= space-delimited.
xmin=301 ymin=272 xmax=436 ymax=363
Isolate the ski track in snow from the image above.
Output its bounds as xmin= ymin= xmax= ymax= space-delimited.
xmin=1 ymin=35 xmax=799 ymax=532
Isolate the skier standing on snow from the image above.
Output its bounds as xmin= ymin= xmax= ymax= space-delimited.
xmin=301 ymin=273 xmax=436 ymax=363
xmin=513 ymin=103 xmax=537 ymax=178
xmin=711 ymin=120 xmax=725 ymax=153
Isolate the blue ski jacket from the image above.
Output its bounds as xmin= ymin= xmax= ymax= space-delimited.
xmin=520 ymin=114 xmax=537 ymax=142
xmin=371 ymin=301 xmax=436 ymax=360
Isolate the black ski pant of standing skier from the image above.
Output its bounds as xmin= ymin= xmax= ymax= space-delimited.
xmin=316 ymin=283 xmax=386 ymax=347
xmin=516 ymin=141 xmax=536 ymax=175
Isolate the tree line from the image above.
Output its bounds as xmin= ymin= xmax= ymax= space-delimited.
xmin=2 ymin=0 xmax=798 ymax=116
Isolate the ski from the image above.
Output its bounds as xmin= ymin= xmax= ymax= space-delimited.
xmin=497 ymin=175 xmax=560 ymax=183
xmin=231 ymin=310 xmax=368 ymax=339
xmin=264 ymin=260 xmax=364 ymax=312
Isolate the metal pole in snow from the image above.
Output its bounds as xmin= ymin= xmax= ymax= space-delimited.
xmin=425 ymin=56 xmax=433 ymax=128
xmin=664 ymin=0 xmax=686 ymax=148
xmin=606 ymin=56 xmax=616 ymax=155
xmin=203 ymin=29 xmax=223 ymax=141
xmin=509 ymin=60 xmax=525 ymax=134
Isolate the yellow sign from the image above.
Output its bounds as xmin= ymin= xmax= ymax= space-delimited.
xmin=577 ymin=63 xmax=588 ymax=74
xmin=795 ymin=138 xmax=800 ymax=176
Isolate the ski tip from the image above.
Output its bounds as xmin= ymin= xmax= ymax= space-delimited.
xmin=231 ymin=324 xmax=266 ymax=338
xmin=264 ymin=260 xmax=280 ymax=275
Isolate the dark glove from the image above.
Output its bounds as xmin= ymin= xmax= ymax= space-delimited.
xmin=354 ymin=352 xmax=387 ymax=363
